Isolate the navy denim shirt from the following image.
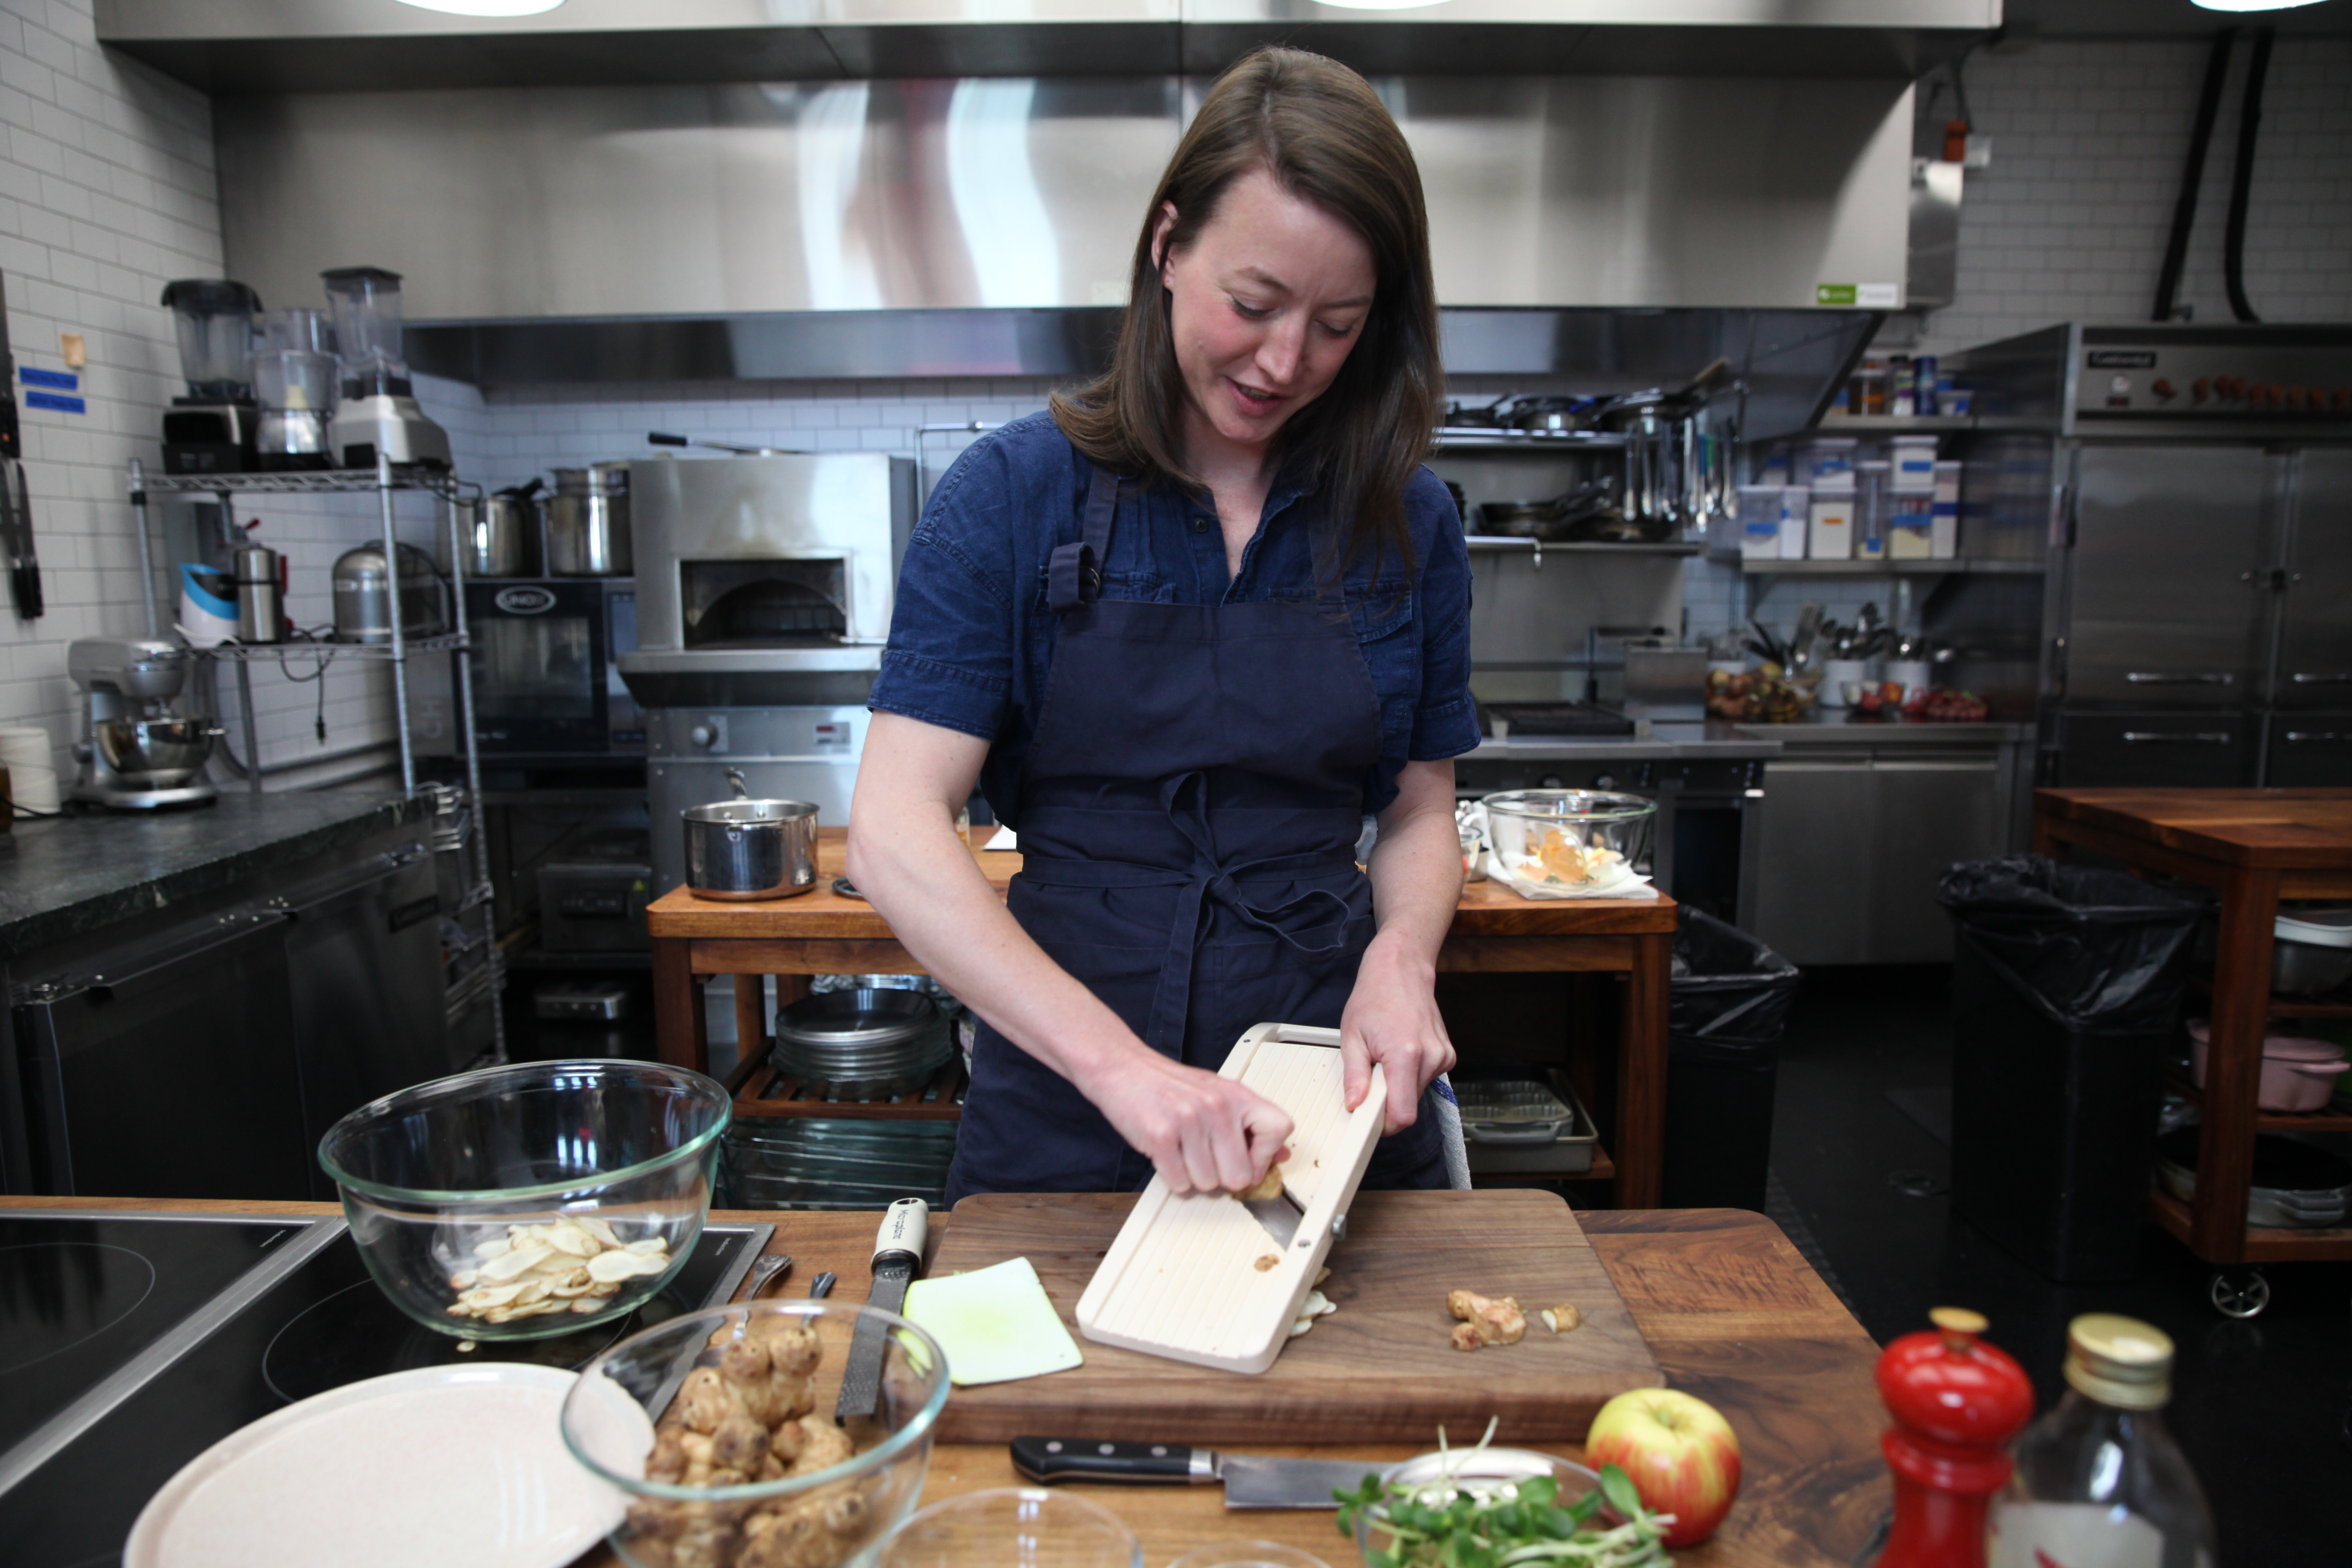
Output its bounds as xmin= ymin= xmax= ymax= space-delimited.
xmin=869 ymin=412 xmax=1480 ymax=825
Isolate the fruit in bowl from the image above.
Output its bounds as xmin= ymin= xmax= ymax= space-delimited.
xmin=317 ymin=1059 xmax=732 ymax=1341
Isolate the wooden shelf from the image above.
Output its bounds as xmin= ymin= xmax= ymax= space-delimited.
xmin=727 ymin=1054 xmax=965 ymax=1122
xmin=2189 ymin=972 xmax=2352 ymax=1017
xmin=2164 ymin=1070 xmax=2352 ymax=1132
xmin=2149 ymin=1186 xmax=2352 ymax=1264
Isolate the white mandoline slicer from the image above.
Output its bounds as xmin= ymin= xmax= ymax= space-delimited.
xmin=1075 ymin=1023 xmax=1386 ymax=1375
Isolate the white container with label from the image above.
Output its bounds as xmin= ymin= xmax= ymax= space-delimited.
xmin=1736 ymin=485 xmax=1783 ymax=561
xmin=1808 ymin=492 xmax=1855 ymax=560
xmin=1890 ymin=435 xmax=1939 ymax=492
xmin=1932 ymin=499 xmax=1960 ymax=558
xmin=1934 ymin=459 xmax=1963 ymax=504
xmin=1779 ymin=485 xmax=1811 ymax=559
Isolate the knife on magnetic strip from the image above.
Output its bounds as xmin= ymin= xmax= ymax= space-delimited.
xmin=835 ymin=1197 xmax=927 ymax=1423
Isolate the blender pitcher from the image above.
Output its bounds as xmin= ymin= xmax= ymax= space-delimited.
xmin=320 ymin=266 xmax=450 ymax=469
xmin=158 ymin=279 xmax=262 ymax=475
xmin=254 ymin=307 xmax=335 ymax=472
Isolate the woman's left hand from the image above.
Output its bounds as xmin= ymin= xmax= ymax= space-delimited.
xmin=1339 ymin=936 xmax=1455 ymax=1133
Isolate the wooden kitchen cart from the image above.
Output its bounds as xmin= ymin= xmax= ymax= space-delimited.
xmin=2034 ymin=788 xmax=2352 ymax=1296
xmin=649 ymin=829 xmax=1677 ymax=1206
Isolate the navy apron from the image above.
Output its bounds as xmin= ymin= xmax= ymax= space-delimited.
xmin=945 ymin=462 xmax=1447 ymax=1201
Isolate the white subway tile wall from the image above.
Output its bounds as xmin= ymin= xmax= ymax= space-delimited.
xmin=0 ymin=0 xmax=477 ymax=788
xmin=1917 ymin=37 xmax=2352 ymax=356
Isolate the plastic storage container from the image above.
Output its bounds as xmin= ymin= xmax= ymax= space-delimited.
xmin=2186 ymin=1019 xmax=2349 ymax=1112
xmin=1938 ymin=856 xmax=2201 ymax=1281
xmin=2271 ymin=906 xmax=2352 ymax=994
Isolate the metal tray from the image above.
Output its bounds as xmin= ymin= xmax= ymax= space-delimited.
xmin=1455 ymin=1075 xmax=1599 ymax=1174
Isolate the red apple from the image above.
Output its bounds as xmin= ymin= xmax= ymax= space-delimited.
xmin=1583 ymin=1388 xmax=1743 ymax=1547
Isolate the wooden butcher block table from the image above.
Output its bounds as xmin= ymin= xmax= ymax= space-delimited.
xmin=649 ymin=828 xmax=1678 ymax=1205
xmin=12 ymin=1193 xmax=1889 ymax=1568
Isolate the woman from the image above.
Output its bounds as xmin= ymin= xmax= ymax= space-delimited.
xmin=848 ymin=46 xmax=1478 ymax=1203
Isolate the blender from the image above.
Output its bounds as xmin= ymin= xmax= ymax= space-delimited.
xmin=254 ymin=307 xmax=336 ymax=471
xmin=159 ymin=279 xmax=261 ymax=475
xmin=322 ymin=266 xmax=450 ymax=469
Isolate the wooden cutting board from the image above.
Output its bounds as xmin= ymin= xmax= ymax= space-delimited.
xmin=926 ymin=1189 xmax=1663 ymax=1444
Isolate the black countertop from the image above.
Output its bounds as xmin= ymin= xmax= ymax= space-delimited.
xmin=0 ymin=791 xmax=424 ymax=960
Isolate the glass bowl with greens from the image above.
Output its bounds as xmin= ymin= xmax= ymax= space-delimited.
xmin=1339 ymin=1434 xmax=1670 ymax=1568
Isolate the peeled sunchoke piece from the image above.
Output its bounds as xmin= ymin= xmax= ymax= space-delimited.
xmin=1540 ymin=1302 xmax=1582 ymax=1333
xmin=1445 ymin=1289 xmax=1527 ymax=1347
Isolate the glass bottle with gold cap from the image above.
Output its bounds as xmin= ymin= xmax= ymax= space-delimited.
xmin=1988 ymin=1313 xmax=2216 ymax=1568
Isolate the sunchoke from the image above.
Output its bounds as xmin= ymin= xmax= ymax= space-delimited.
xmin=1445 ymin=1289 xmax=1527 ymax=1347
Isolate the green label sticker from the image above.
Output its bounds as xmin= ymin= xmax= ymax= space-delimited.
xmin=1816 ymin=283 xmax=1858 ymax=306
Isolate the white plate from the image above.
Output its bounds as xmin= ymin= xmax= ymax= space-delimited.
xmin=125 ymin=1363 xmax=624 ymax=1568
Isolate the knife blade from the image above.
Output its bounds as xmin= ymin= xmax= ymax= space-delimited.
xmin=835 ymin=1197 xmax=927 ymax=1424
xmin=1010 ymin=1436 xmax=1377 ymax=1509
xmin=1243 ymin=1182 xmax=1305 ymax=1249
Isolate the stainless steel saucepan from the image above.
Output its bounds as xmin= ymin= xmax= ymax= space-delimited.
xmin=682 ymin=768 xmax=819 ymax=900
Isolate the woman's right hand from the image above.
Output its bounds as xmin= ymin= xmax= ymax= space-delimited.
xmin=1074 ymin=1045 xmax=1295 ymax=1195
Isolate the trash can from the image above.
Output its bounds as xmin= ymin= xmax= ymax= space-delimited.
xmin=1937 ymin=855 xmax=2202 ymax=1282
xmin=1663 ymin=909 xmax=1803 ymax=1212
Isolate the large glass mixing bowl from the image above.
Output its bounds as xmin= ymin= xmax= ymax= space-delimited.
xmin=317 ymin=1060 xmax=731 ymax=1341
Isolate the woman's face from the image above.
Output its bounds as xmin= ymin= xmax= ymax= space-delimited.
xmin=1154 ymin=167 xmax=1377 ymax=466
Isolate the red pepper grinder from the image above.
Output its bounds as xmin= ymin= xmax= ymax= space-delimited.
xmin=1874 ymin=1307 xmax=2035 ymax=1568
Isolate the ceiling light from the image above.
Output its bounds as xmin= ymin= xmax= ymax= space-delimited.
xmin=1313 ymin=0 xmax=1455 ymax=10
xmin=394 ymin=0 xmax=567 ymax=17
xmin=2190 ymin=0 xmax=2328 ymax=11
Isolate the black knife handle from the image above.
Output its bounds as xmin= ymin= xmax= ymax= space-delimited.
xmin=13 ymin=563 xmax=40 ymax=620
xmin=1010 ymin=1436 xmax=1210 ymax=1485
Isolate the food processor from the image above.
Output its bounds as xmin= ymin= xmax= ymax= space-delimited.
xmin=322 ymin=266 xmax=450 ymax=469
xmin=159 ymin=280 xmax=261 ymax=475
xmin=254 ymin=307 xmax=336 ymax=471
xmin=67 ymin=637 xmax=221 ymax=809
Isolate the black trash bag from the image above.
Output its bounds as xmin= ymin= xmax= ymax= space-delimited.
xmin=1670 ymin=908 xmax=1802 ymax=1066
xmin=1935 ymin=854 xmax=2202 ymax=1033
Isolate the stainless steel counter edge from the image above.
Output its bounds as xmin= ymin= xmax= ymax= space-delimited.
xmin=1464 ymin=727 xmax=1782 ymax=763
xmin=1732 ymin=720 xmax=2035 ymax=744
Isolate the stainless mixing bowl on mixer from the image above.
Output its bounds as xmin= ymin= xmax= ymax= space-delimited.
xmin=96 ymin=718 xmax=223 ymax=789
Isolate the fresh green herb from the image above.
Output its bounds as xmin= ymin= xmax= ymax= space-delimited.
xmin=1334 ymin=1422 xmax=1672 ymax=1568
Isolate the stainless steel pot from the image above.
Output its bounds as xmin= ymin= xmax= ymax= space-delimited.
xmin=331 ymin=540 xmax=447 ymax=643
xmin=770 ymin=988 xmax=952 ymax=1098
xmin=547 ymin=462 xmax=631 ymax=576
xmin=683 ymin=767 xmax=818 ymax=900
xmin=452 ymin=484 xmax=542 ymax=578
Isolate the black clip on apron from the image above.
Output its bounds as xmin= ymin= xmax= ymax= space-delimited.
xmin=946 ymin=463 xmax=1447 ymax=1200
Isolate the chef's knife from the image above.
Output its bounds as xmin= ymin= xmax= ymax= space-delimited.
xmin=1010 ymin=1436 xmax=1377 ymax=1510
xmin=835 ymin=1197 xmax=926 ymax=1423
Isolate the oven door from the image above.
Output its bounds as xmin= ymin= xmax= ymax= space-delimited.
xmin=466 ymin=580 xmax=610 ymax=754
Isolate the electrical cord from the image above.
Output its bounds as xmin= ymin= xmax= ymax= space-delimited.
xmin=2223 ymin=26 xmax=2275 ymax=325
xmin=2154 ymin=28 xmax=2236 ymax=323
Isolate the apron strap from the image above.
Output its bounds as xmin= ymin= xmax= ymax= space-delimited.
xmin=1047 ymin=465 xmax=1122 ymax=612
xmin=1141 ymin=771 xmax=1357 ymax=1054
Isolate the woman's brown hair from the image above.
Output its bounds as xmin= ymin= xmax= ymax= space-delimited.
xmin=1050 ymin=46 xmax=1444 ymax=576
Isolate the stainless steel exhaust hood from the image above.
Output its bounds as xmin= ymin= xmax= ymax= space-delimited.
xmin=100 ymin=1 xmax=1996 ymax=89
xmin=219 ymin=73 xmax=1916 ymax=316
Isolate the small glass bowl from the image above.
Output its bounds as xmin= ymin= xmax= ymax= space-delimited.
xmin=876 ymin=1487 xmax=1143 ymax=1568
xmin=317 ymin=1059 xmax=731 ymax=1341
xmin=1353 ymin=1448 xmax=1614 ymax=1567
xmin=1169 ymin=1543 xmax=1332 ymax=1568
xmin=1480 ymin=790 xmax=1656 ymax=894
xmin=562 ymin=1300 xmax=951 ymax=1568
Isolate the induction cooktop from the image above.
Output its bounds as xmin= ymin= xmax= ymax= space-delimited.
xmin=0 ymin=1210 xmax=768 ymax=1568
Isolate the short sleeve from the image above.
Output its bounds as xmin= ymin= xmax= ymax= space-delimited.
xmin=868 ymin=436 xmax=1023 ymax=741
xmin=1406 ymin=470 xmax=1480 ymax=761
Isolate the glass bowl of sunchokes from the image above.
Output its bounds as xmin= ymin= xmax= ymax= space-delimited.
xmin=561 ymin=1299 xmax=952 ymax=1568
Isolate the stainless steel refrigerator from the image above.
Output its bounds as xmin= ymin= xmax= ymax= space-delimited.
xmin=1947 ymin=323 xmax=2352 ymax=787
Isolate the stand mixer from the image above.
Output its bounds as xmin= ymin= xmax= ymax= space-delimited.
xmin=67 ymin=638 xmax=221 ymax=809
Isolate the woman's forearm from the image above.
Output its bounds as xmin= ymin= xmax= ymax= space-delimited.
xmin=1363 ymin=759 xmax=1465 ymax=971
